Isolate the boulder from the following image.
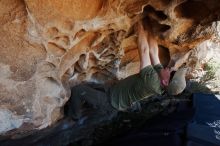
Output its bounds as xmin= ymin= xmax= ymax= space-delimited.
xmin=0 ymin=0 xmax=220 ymax=134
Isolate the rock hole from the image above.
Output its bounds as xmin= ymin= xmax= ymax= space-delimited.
xmin=74 ymin=61 xmax=83 ymax=73
xmin=91 ymin=69 xmax=115 ymax=82
xmin=45 ymin=27 xmax=59 ymax=39
xmin=88 ymin=53 xmax=98 ymax=67
xmin=61 ymin=20 xmax=74 ymax=31
xmin=74 ymin=29 xmax=86 ymax=39
xmin=100 ymin=50 xmax=115 ymax=60
xmin=142 ymin=5 xmax=170 ymax=34
xmin=77 ymin=54 xmax=87 ymax=70
xmin=143 ymin=5 xmax=168 ymax=21
xmin=47 ymin=42 xmax=66 ymax=57
xmin=155 ymin=10 xmax=168 ymax=20
xmin=158 ymin=45 xmax=170 ymax=67
xmin=159 ymin=24 xmax=171 ymax=32
xmin=174 ymin=1 xmax=210 ymax=23
xmin=53 ymin=35 xmax=70 ymax=47
xmin=47 ymin=77 xmax=60 ymax=86
xmin=142 ymin=15 xmax=171 ymax=34
xmin=65 ymin=68 xmax=74 ymax=77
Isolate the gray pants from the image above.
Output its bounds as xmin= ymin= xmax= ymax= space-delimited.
xmin=68 ymin=83 xmax=116 ymax=120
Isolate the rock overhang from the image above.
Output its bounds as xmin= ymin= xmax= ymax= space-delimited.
xmin=0 ymin=0 xmax=220 ymax=134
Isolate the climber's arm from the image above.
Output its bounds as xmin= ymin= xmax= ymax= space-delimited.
xmin=137 ymin=21 xmax=151 ymax=70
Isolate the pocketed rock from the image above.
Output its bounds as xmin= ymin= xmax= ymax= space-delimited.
xmin=0 ymin=0 xmax=220 ymax=134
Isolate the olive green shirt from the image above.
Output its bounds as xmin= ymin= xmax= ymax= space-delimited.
xmin=109 ymin=64 xmax=164 ymax=111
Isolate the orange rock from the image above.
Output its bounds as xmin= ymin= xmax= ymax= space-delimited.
xmin=0 ymin=0 xmax=220 ymax=134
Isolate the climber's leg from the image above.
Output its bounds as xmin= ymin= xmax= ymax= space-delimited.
xmin=146 ymin=22 xmax=161 ymax=66
xmin=137 ymin=20 xmax=152 ymax=70
xmin=145 ymin=20 xmax=171 ymax=87
xmin=68 ymin=84 xmax=112 ymax=119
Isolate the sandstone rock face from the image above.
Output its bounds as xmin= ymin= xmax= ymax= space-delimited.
xmin=0 ymin=0 xmax=220 ymax=134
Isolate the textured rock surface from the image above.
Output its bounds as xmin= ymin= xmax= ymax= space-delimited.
xmin=0 ymin=0 xmax=220 ymax=134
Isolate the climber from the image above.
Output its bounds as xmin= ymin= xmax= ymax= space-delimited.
xmin=67 ymin=20 xmax=186 ymax=119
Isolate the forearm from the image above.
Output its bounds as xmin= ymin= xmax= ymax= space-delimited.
xmin=137 ymin=22 xmax=151 ymax=70
xmin=138 ymin=44 xmax=151 ymax=69
xmin=148 ymin=34 xmax=161 ymax=65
